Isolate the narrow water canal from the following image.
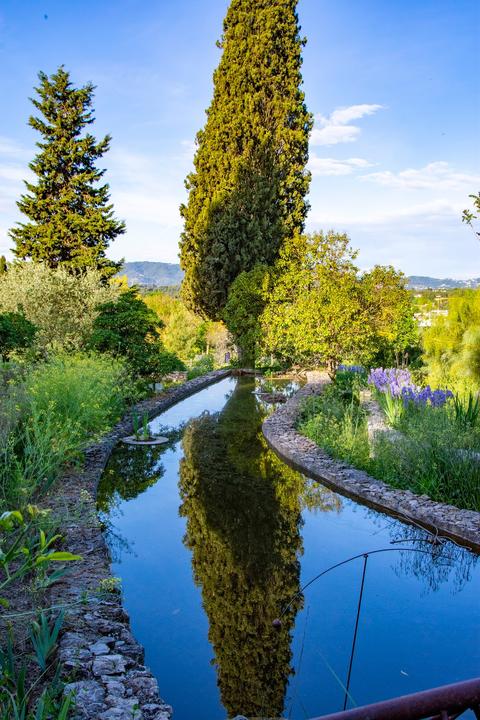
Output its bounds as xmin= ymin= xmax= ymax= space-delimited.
xmin=97 ymin=376 xmax=480 ymax=720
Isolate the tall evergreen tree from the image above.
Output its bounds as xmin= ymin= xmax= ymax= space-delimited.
xmin=9 ymin=67 xmax=125 ymax=278
xmin=180 ymin=0 xmax=312 ymax=319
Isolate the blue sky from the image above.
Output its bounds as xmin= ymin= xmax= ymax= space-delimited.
xmin=0 ymin=0 xmax=479 ymax=277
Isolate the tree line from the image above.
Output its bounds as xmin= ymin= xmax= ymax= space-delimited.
xmin=3 ymin=0 xmax=476 ymax=374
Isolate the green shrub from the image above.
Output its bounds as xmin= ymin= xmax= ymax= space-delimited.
xmin=0 ymin=311 xmax=36 ymax=361
xmin=89 ymin=288 xmax=184 ymax=377
xmin=0 ymin=263 xmax=119 ymax=351
xmin=0 ymin=353 xmax=135 ymax=505
xmin=186 ymin=355 xmax=214 ymax=380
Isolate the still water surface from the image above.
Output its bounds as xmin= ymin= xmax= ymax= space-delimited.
xmin=98 ymin=376 xmax=480 ymax=720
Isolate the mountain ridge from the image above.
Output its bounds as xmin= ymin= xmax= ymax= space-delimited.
xmin=118 ymin=262 xmax=479 ymax=290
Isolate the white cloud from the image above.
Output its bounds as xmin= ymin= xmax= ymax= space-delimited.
xmin=309 ymin=156 xmax=373 ymax=176
xmin=0 ymin=136 xmax=31 ymax=159
xmin=309 ymin=199 xmax=462 ymax=227
xmin=311 ymin=103 xmax=384 ymax=146
xmin=0 ymin=138 xmax=189 ymax=263
xmin=363 ymin=161 xmax=480 ymax=190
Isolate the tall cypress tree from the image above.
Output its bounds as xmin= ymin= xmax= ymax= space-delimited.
xmin=10 ymin=67 xmax=125 ymax=278
xmin=180 ymin=0 xmax=312 ymax=319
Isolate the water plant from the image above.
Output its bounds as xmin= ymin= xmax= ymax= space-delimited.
xmin=132 ymin=410 xmax=140 ymax=440
xmin=141 ymin=412 xmax=150 ymax=441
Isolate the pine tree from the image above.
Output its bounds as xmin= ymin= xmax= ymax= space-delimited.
xmin=180 ymin=0 xmax=312 ymax=319
xmin=0 ymin=256 xmax=7 ymax=274
xmin=9 ymin=67 xmax=125 ymax=278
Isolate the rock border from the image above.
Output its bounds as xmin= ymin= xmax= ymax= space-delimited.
xmin=263 ymin=382 xmax=480 ymax=553
xmin=45 ymin=369 xmax=231 ymax=720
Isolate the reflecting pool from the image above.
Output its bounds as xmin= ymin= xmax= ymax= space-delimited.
xmin=98 ymin=376 xmax=480 ymax=720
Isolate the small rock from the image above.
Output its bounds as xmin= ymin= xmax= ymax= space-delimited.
xmin=89 ymin=641 xmax=110 ymax=655
xmin=126 ymin=673 xmax=159 ymax=701
xmin=104 ymin=680 xmax=126 ymax=697
xmin=93 ymin=654 xmax=128 ymax=676
xmin=63 ymin=680 xmax=105 ymax=718
xmin=99 ymin=707 xmax=142 ymax=720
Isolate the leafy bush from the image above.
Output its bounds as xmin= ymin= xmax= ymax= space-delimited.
xmin=0 ymin=311 xmax=36 ymax=361
xmin=144 ymin=290 xmax=230 ymax=366
xmin=0 ymin=353 xmax=134 ymax=504
xmin=422 ymin=288 xmax=480 ymax=392
xmin=186 ymin=355 xmax=214 ymax=380
xmin=0 ymin=263 xmax=119 ymax=351
xmin=144 ymin=290 xmax=204 ymax=362
xmin=89 ymin=288 xmax=184 ymax=377
xmin=334 ymin=367 xmax=366 ymax=403
xmin=223 ymin=264 xmax=269 ymax=363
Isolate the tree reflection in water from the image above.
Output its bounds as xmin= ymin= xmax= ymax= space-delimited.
xmin=179 ymin=378 xmax=341 ymax=719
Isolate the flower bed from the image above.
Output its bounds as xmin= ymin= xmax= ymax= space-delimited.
xmin=298 ymin=367 xmax=480 ymax=511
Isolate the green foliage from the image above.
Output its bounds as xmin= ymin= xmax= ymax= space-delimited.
xmin=9 ymin=66 xmax=124 ymax=277
xmin=453 ymin=392 xmax=480 ymax=430
xmin=0 ymin=263 xmax=119 ymax=352
xmin=0 ymin=506 xmax=80 ymax=606
xmin=29 ymin=611 xmax=64 ymax=671
xmin=223 ymin=264 xmax=270 ymax=363
xmin=462 ymin=191 xmax=480 ymax=239
xmin=373 ymin=406 xmax=480 ymax=510
xmin=186 ymin=355 xmax=214 ymax=380
xmin=89 ymin=288 xmax=184 ymax=377
xmin=299 ymin=378 xmax=480 ymax=511
xmin=0 ymin=507 xmax=78 ymax=719
xmin=422 ymin=288 xmax=480 ymax=391
xmin=0 ymin=258 xmax=6 ymax=275
xmin=144 ymin=290 xmax=230 ymax=367
xmin=376 ymin=390 xmax=404 ymax=426
xmin=262 ymin=232 xmax=415 ymax=374
xmin=0 ymin=353 xmax=134 ymax=504
xmin=143 ymin=291 xmax=204 ymax=361
xmin=180 ymin=0 xmax=312 ymax=319
xmin=299 ymin=389 xmax=370 ymax=468
xmin=362 ymin=265 xmax=419 ymax=367
xmin=0 ymin=626 xmax=73 ymax=720
xmin=334 ymin=368 xmax=367 ymax=403
xmin=0 ymin=312 xmax=36 ymax=361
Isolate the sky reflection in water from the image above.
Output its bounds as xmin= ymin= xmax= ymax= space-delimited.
xmin=97 ymin=376 xmax=480 ymax=720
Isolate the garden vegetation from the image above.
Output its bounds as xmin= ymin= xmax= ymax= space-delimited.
xmin=298 ymin=367 xmax=480 ymax=512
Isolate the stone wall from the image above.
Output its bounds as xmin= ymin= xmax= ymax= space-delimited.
xmin=46 ymin=369 xmax=231 ymax=720
xmin=263 ymin=383 xmax=480 ymax=553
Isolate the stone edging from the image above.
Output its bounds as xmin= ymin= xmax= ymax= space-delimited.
xmin=262 ymin=382 xmax=480 ymax=553
xmin=45 ymin=369 xmax=231 ymax=720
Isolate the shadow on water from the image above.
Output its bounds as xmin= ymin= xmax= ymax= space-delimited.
xmin=98 ymin=376 xmax=480 ymax=720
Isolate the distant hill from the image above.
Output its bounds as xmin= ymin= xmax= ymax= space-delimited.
xmin=118 ymin=263 xmax=479 ymax=292
xmin=407 ymin=276 xmax=480 ymax=290
xmin=118 ymin=262 xmax=183 ymax=287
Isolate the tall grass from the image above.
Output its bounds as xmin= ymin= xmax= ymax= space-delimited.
xmin=0 ymin=353 xmax=136 ymax=506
